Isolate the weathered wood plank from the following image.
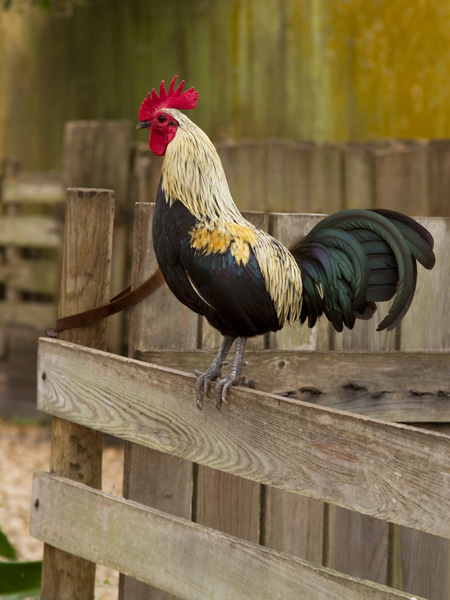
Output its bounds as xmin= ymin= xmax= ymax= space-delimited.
xmin=268 ymin=213 xmax=331 ymax=351
xmin=429 ymin=140 xmax=450 ymax=216
xmin=0 ymin=300 xmax=56 ymax=328
xmin=311 ymin=143 xmax=344 ymax=214
xmin=38 ymin=338 xmax=450 ymax=538
xmin=394 ymin=214 xmax=450 ymax=599
xmin=196 ymin=467 xmax=261 ymax=540
xmin=392 ymin=525 xmax=450 ymax=600
xmin=196 ymin=210 xmax=268 ymax=548
xmin=138 ymin=350 xmax=450 ymax=423
xmin=327 ymin=510 xmax=389 ymax=585
xmin=128 ymin=203 xmax=198 ymax=353
xmin=216 ymin=140 xmax=267 ymax=212
xmin=262 ymin=487 xmax=325 ymax=564
xmin=132 ymin=142 xmax=163 ymax=205
xmin=264 ymin=211 xmax=330 ymax=565
xmin=400 ymin=216 xmax=450 ymax=351
xmin=0 ymin=215 xmax=62 ymax=248
xmin=374 ymin=143 xmax=431 ymax=216
xmin=2 ymin=172 xmax=64 ymax=203
xmin=265 ymin=139 xmax=297 ymax=212
xmin=0 ymin=257 xmax=58 ymax=295
xmin=288 ymin=142 xmax=316 ymax=213
xmin=63 ymin=120 xmax=132 ymax=211
xmin=30 ymin=472 xmax=426 ymax=600
xmin=121 ymin=201 xmax=195 ymax=600
xmin=40 ymin=188 xmax=115 ymax=600
xmin=342 ymin=142 xmax=393 ymax=210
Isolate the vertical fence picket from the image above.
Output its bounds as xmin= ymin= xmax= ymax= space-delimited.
xmin=262 ymin=213 xmax=330 ymax=564
xmin=391 ymin=216 xmax=450 ymax=600
xmin=119 ymin=202 xmax=196 ymax=600
xmin=429 ymin=140 xmax=450 ymax=217
xmin=267 ymin=213 xmax=331 ymax=351
xmin=342 ymin=142 xmax=387 ymax=209
xmin=216 ymin=140 xmax=267 ymax=212
xmin=310 ymin=143 xmax=344 ymax=214
xmin=40 ymin=188 xmax=115 ymax=600
xmin=63 ymin=120 xmax=133 ymax=354
xmin=288 ymin=142 xmax=317 ymax=213
xmin=374 ymin=142 xmax=431 ymax=216
xmin=265 ymin=139 xmax=297 ymax=212
xmin=195 ymin=211 xmax=269 ymax=544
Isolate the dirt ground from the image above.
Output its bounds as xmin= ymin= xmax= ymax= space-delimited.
xmin=0 ymin=418 xmax=125 ymax=599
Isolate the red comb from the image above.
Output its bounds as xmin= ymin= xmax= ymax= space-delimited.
xmin=138 ymin=75 xmax=199 ymax=121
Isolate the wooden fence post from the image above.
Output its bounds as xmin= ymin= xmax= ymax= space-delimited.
xmin=119 ymin=202 xmax=197 ymax=600
xmin=40 ymin=188 xmax=115 ymax=600
xmin=63 ymin=120 xmax=132 ymax=354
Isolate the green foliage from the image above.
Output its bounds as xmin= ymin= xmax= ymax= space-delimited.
xmin=0 ymin=527 xmax=18 ymax=560
xmin=0 ymin=527 xmax=41 ymax=598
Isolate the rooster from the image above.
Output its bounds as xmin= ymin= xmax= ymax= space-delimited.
xmin=136 ymin=76 xmax=435 ymax=409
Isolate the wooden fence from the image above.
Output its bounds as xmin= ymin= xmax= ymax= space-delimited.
xmin=0 ymin=121 xmax=132 ymax=417
xmin=134 ymin=137 xmax=450 ymax=217
xmin=0 ymin=158 xmax=64 ymax=417
xmin=30 ymin=190 xmax=450 ymax=600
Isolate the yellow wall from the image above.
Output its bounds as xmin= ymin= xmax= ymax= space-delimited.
xmin=1 ymin=0 xmax=450 ymax=169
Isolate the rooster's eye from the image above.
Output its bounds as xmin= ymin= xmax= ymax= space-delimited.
xmin=158 ymin=115 xmax=167 ymax=123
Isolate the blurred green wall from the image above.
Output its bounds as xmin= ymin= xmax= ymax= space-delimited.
xmin=1 ymin=0 xmax=450 ymax=170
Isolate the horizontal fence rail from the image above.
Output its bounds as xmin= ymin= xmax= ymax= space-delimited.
xmin=37 ymin=337 xmax=450 ymax=539
xmin=139 ymin=349 xmax=450 ymax=423
xmin=31 ymin=472 xmax=426 ymax=600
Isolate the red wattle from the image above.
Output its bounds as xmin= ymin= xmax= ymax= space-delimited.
xmin=150 ymin=128 xmax=168 ymax=156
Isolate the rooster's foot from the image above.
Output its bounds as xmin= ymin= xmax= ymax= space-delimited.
xmin=214 ymin=374 xmax=254 ymax=409
xmin=194 ymin=335 xmax=236 ymax=409
xmin=194 ymin=368 xmax=222 ymax=409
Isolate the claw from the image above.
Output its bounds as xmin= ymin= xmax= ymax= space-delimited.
xmin=193 ymin=335 xmax=235 ymax=409
xmin=195 ymin=368 xmax=222 ymax=409
xmin=193 ymin=336 xmax=252 ymax=409
xmin=215 ymin=375 xmax=232 ymax=409
xmin=214 ymin=372 xmax=254 ymax=409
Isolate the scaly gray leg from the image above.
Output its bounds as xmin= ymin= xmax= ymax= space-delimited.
xmin=215 ymin=336 xmax=252 ymax=409
xmin=194 ymin=335 xmax=235 ymax=409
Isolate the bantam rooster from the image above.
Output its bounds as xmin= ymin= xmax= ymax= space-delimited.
xmin=136 ymin=76 xmax=435 ymax=409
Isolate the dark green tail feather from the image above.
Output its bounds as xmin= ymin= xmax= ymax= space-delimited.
xmin=290 ymin=209 xmax=435 ymax=333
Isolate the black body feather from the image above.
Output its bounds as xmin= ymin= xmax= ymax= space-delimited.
xmin=153 ymin=182 xmax=280 ymax=338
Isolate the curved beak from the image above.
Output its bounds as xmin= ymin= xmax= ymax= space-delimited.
xmin=136 ymin=121 xmax=152 ymax=130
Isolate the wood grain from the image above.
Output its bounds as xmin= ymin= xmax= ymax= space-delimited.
xmin=374 ymin=143 xmax=431 ymax=216
xmin=400 ymin=216 xmax=450 ymax=351
xmin=393 ymin=215 xmax=450 ymax=599
xmin=63 ymin=120 xmax=132 ymax=212
xmin=263 ymin=211 xmax=329 ymax=565
xmin=429 ymin=141 xmax=450 ymax=217
xmin=40 ymin=188 xmax=115 ymax=600
xmin=31 ymin=472 xmax=426 ymax=600
xmin=38 ymin=338 xmax=450 ymax=538
xmin=128 ymin=203 xmax=198 ymax=354
xmin=138 ymin=349 xmax=450 ymax=423
xmin=268 ymin=213 xmax=331 ymax=351
xmin=195 ymin=211 xmax=270 ymax=549
xmin=121 ymin=201 xmax=195 ymax=600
